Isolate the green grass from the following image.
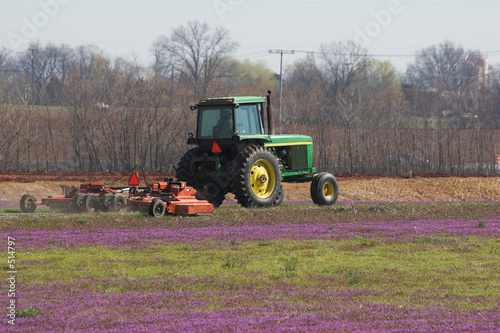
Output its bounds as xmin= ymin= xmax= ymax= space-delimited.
xmin=0 ymin=207 xmax=51 ymax=214
xmin=15 ymin=236 xmax=500 ymax=310
xmin=283 ymin=256 xmax=299 ymax=277
xmin=15 ymin=306 xmax=43 ymax=318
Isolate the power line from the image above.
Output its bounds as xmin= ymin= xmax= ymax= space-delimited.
xmin=245 ymin=48 xmax=500 ymax=59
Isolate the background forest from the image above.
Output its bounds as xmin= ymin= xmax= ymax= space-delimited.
xmin=1 ymin=21 xmax=499 ymax=175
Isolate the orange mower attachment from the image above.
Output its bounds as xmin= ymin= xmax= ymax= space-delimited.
xmin=127 ymin=179 xmax=214 ymax=217
xmin=20 ymin=183 xmax=128 ymax=214
xmin=19 ymin=174 xmax=214 ymax=217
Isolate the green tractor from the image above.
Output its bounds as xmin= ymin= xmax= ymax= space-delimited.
xmin=176 ymin=91 xmax=339 ymax=208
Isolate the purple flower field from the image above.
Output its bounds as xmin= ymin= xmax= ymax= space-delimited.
xmin=11 ymin=284 xmax=500 ymax=332
xmin=2 ymin=202 xmax=499 ymax=332
xmin=9 ymin=217 xmax=500 ymax=251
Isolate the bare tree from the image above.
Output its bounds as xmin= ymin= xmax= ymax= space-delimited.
xmin=154 ymin=21 xmax=238 ymax=98
xmin=0 ymin=47 xmax=16 ymax=102
xmin=284 ymin=57 xmax=323 ymax=126
xmin=406 ymin=40 xmax=480 ymax=94
xmin=314 ymin=41 xmax=370 ymax=124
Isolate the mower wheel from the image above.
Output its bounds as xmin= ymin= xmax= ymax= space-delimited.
xmin=20 ymin=194 xmax=37 ymax=213
xmin=110 ymin=194 xmax=127 ymax=212
xmin=83 ymin=194 xmax=99 ymax=213
xmin=72 ymin=193 xmax=85 ymax=213
xmin=149 ymin=199 xmax=165 ymax=217
xmin=100 ymin=194 xmax=114 ymax=211
xmin=310 ymin=172 xmax=339 ymax=206
xmin=229 ymin=145 xmax=282 ymax=208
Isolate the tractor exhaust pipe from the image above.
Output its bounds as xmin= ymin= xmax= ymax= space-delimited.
xmin=266 ymin=90 xmax=274 ymax=135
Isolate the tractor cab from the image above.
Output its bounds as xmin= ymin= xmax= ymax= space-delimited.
xmin=189 ymin=96 xmax=269 ymax=153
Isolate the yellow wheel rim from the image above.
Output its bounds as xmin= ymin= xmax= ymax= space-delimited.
xmin=323 ymin=182 xmax=334 ymax=199
xmin=250 ymin=159 xmax=276 ymax=198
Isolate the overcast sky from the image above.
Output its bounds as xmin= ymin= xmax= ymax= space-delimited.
xmin=1 ymin=0 xmax=499 ymax=73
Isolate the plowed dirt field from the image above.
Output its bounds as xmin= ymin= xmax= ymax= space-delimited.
xmin=1 ymin=171 xmax=498 ymax=204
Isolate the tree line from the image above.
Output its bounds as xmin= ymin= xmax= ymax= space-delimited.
xmin=0 ymin=21 xmax=499 ymax=175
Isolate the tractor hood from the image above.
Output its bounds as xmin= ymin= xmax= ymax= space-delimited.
xmin=264 ymin=135 xmax=313 ymax=147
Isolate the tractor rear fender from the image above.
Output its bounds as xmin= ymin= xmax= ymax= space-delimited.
xmin=233 ymin=140 xmax=267 ymax=154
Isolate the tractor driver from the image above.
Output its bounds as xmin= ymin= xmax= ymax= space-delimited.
xmin=216 ymin=109 xmax=233 ymax=137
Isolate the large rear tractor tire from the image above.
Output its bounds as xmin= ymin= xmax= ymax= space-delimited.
xmin=229 ymin=146 xmax=282 ymax=208
xmin=310 ymin=172 xmax=339 ymax=206
xmin=200 ymin=182 xmax=226 ymax=208
xmin=272 ymin=184 xmax=284 ymax=207
xmin=20 ymin=194 xmax=37 ymax=213
xmin=176 ymin=148 xmax=200 ymax=185
xmin=177 ymin=148 xmax=226 ymax=208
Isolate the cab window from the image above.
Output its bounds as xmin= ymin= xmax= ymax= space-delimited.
xmin=198 ymin=107 xmax=234 ymax=139
xmin=235 ymin=104 xmax=263 ymax=135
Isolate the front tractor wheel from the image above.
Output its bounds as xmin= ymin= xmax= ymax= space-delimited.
xmin=310 ymin=172 xmax=339 ymax=206
xmin=230 ymin=146 xmax=282 ymax=208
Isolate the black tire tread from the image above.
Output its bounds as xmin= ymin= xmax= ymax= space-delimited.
xmin=177 ymin=148 xmax=200 ymax=185
xmin=209 ymin=194 xmax=225 ymax=208
xmin=272 ymin=183 xmax=284 ymax=207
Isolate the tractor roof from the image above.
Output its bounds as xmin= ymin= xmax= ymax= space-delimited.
xmin=198 ymin=96 xmax=266 ymax=105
